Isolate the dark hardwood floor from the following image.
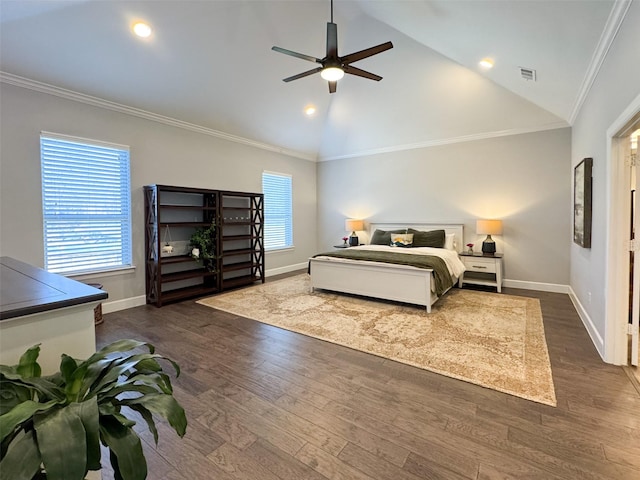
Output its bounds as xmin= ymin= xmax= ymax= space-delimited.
xmin=96 ymin=274 xmax=640 ymax=479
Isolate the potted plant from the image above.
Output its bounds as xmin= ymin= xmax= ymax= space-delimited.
xmin=189 ymin=223 xmax=216 ymax=272
xmin=0 ymin=340 xmax=187 ymax=480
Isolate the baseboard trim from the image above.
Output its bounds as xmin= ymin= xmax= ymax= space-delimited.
xmin=568 ymin=286 xmax=605 ymax=360
xmin=99 ymin=273 xmax=576 ymax=319
xmin=102 ymin=295 xmax=146 ymax=314
xmin=502 ymin=279 xmax=569 ymax=293
xmin=101 ymin=266 xmax=307 ymax=314
xmin=266 ymin=262 xmax=308 ymax=277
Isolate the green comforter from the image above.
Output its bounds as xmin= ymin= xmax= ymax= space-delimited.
xmin=311 ymin=249 xmax=453 ymax=295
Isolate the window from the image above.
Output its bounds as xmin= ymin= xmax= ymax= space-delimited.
xmin=40 ymin=133 xmax=132 ymax=275
xmin=262 ymin=171 xmax=293 ymax=250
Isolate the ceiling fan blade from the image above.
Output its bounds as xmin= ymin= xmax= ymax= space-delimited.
xmin=328 ymin=81 xmax=337 ymax=94
xmin=326 ymin=22 xmax=338 ymax=58
xmin=272 ymin=46 xmax=321 ymax=64
xmin=283 ymin=67 xmax=323 ymax=82
xmin=341 ymin=41 xmax=393 ymax=65
xmin=343 ymin=65 xmax=382 ymax=81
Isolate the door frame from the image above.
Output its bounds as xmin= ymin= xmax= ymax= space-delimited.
xmin=605 ymin=91 xmax=640 ymax=364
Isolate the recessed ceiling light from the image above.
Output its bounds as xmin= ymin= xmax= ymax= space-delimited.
xmin=132 ymin=22 xmax=152 ymax=38
xmin=479 ymin=58 xmax=494 ymax=69
xmin=305 ymin=105 xmax=316 ymax=116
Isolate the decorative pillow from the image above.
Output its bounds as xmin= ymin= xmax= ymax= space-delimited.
xmin=390 ymin=233 xmax=414 ymax=247
xmin=408 ymin=228 xmax=446 ymax=248
xmin=370 ymin=228 xmax=407 ymax=245
xmin=444 ymin=233 xmax=456 ymax=250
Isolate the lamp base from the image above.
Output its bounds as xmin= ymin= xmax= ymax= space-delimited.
xmin=349 ymin=235 xmax=359 ymax=247
xmin=481 ymin=235 xmax=496 ymax=255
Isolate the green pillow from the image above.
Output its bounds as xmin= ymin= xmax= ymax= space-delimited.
xmin=408 ymin=228 xmax=446 ymax=248
xmin=370 ymin=228 xmax=407 ymax=245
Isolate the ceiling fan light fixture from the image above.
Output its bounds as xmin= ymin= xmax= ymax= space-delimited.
xmin=320 ymin=66 xmax=344 ymax=81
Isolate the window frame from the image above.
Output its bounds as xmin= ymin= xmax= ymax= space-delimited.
xmin=262 ymin=171 xmax=294 ymax=252
xmin=40 ymin=132 xmax=133 ymax=276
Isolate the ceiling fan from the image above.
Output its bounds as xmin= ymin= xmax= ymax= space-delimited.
xmin=272 ymin=0 xmax=393 ymax=93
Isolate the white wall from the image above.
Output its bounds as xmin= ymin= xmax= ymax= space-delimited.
xmin=571 ymin=0 xmax=640 ymax=359
xmin=317 ymin=128 xmax=572 ymax=286
xmin=0 ymin=83 xmax=317 ymax=305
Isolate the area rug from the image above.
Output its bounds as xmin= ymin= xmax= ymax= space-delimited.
xmin=197 ymin=275 xmax=556 ymax=406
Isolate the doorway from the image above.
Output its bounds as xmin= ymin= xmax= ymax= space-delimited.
xmin=605 ymin=94 xmax=640 ymax=367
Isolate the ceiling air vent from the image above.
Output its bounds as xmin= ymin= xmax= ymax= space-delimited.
xmin=519 ymin=67 xmax=536 ymax=81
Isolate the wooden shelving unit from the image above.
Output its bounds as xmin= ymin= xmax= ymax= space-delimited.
xmin=219 ymin=191 xmax=265 ymax=291
xmin=144 ymin=185 xmax=264 ymax=307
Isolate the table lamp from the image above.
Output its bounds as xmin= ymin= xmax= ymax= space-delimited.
xmin=345 ymin=219 xmax=364 ymax=246
xmin=476 ymin=219 xmax=503 ymax=255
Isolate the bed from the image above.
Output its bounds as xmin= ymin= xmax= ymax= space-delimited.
xmin=309 ymin=223 xmax=465 ymax=313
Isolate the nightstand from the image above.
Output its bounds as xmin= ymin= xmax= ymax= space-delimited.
xmin=458 ymin=253 xmax=503 ymax=293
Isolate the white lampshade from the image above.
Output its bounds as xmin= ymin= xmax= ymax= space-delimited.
xmin=476 ymin=219 xmax=503 ymax=235
xmin=321 ymin=67 xmax=345 ymax=81
xmin=345 ymin=219 xmax=364 ymax=233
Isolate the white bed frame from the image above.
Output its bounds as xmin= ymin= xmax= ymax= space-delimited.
xmin=309 ymin=223 xmax=464 ymax=313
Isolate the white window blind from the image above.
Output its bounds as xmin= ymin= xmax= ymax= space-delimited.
xmin=40 ymin=133 xmax=132 ymax=274
xmin=262 ymin=171 xmax=293 ymax=250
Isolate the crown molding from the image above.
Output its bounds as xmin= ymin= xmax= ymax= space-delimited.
xmin=568 ymin=0 xmax=632 ymax=125
xmin=0 ymin=72 xmax=316 ymax=162
xmin=318 ymin=121 xmax=569 ymax=162
xmin=1 ymin=71 xmax=569 ymax=163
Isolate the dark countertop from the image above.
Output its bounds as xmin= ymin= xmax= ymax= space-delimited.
xmin=0 ymin=256 xmax=108 ymax=321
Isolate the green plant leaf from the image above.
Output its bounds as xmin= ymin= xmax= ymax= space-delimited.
xmin=109 ymin=449 xmax=125 ymax=480
xmin=76 ymin=358 xmax=116 ymax=400
xmin=126 ymin=403 xmax=159 ymax=445
xmin=68 ymin=398 xmax=101 ymax=471
xmin=59 ymin=354 xmax=78 ymax=385
xmin=0 ymin=372 xmax=65 ymax=403
xmin=0 ymin=399 xmax=61 ymax=443
xmin=0 ymin=428 xmax=42 ymax=480
xmin=120 ymin=393 xmax=187 ymax=438
xmin=34 ymin=405 xmax=88 ymax=480
xmin=98 ymin=402 xmax=118 ymax=416
xmin=100 ymin=415 xmax=147 ymax=480
xmin=16 ymin=345 xmax=42 ymax=379
xmin=89 ymin=353 xmax=173 ymax=398
xmin=127 ymin=357 xmax=162 ymax=374
xmin=99 ymin=381 xmax=163 ymax=400
xmin=110 ymin=411 xmax=137 ymax=428
xmin=0 ymin=365 xmax=18 ymax=376
xmin=0 ymin=380 xmax=33 ymax=415
xmin=89 ymin=340 xmax=153 ymax=363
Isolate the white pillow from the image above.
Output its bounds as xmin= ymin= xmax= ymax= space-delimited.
xmin=444 ymin=233 xmax=456 ymax=250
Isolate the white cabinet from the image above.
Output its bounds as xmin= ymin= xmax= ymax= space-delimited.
xmin=458 ymin=253 xmax=503 ymax=293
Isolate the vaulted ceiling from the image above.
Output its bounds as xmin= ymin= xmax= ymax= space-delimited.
xmin=0 ymin=0 xmax=617 ymax=161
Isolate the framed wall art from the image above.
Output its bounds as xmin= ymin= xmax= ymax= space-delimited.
xmin=573 ymin=157 xmax=593 ymax=248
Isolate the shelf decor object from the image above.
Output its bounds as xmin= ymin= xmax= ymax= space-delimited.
xmin=345 ymin=218 xmax=364 ymax=246
xmin=161 ymin=225 xmax=174 ymax=255
xmin=573 ymin=157 xmax=593 ymax=248
xmin=476 ymin=219 xmax=503 ymax=255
